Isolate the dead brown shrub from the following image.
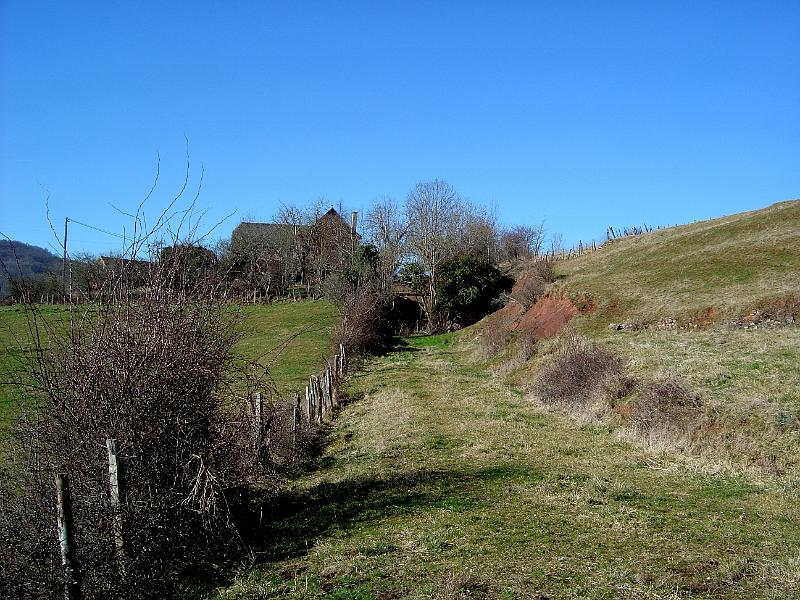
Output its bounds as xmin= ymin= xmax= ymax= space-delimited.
xmin=0 ymin=186 xmax=287 ymax=597
xmin=533 ymin=337 xmax=634 ymax=408
xmin=332 ymin=288 xmax=394 ymax=357
xmin=479 ymin=324 xmax=512 ymax=357
xmin=628 ymin=378 xmax=703 ymax=436
xmin=511 ymin=274 xmax=547 ymax=309
xmin=0 ymin=258 xmax=272 ymax=598
xmin=510 ymin=259 xmax=556 ymax=309
xmin=751 ymin=291 xmax=800 ymax=322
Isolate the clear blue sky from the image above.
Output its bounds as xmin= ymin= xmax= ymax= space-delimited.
xmin=1 ymin=1 xmax=798 ymax=256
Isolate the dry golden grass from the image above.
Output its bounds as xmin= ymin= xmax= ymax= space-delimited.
xmin=508 ymin=326 xmax=800 ymax=477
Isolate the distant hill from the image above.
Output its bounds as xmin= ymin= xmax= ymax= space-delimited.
xmin=554 ymin=199 xmax=800 ymax=328
xmin=0 ymin=240 xmax=62 ymax=299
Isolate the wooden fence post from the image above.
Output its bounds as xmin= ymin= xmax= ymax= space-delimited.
xmin=327 ymin=367 xmax=333 ymax=410
xmin=318 ymin=372 xmax=326 ymax=422
xmin=320 ymin=374 xmax=327 ymax=421
xmin=291 ymin=392 xmax=298 ymax=433
xmin=292 ymin=392 xmax=300 ymax=448
xmin=328 ymin=367 xmax=336 ymax=411
xmin=56 ymin=474 xmax=82 ymax=600
xmin=105 ymin=439 xmax=126 ymax=580
xmin=316 ymin=375 xmax=323 ymax=423
xmin=308 ymin=377 xmax=317 ymax=425
xmin=313 ymin=376 xmax=322 ymax=424
xmin=254 ymin=392 xmax=263 ymax=455
xmin=327 ymin=366 xmax=334 ymax=409
xmin=307 ymin=379 xmax=313 ymax=424
xmin=304 ymin=385 xmax=312 ymax=423
xmin=322 ymin=369 xmax=330 ymax=420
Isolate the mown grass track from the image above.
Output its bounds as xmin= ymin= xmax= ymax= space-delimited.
xmin=219 ymin=334 xmax=800 ymax=599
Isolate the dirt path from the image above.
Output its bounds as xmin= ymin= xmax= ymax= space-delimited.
xmin=219 ymin=336 xmax=800 ymax=599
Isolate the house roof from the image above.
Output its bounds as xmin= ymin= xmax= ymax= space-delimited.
xmin=99 ymin=256 xmax=151 ymax=268
xmin=233 ymin=208 xmax=360 ymax=243
xmin=233 ymin=222 xmax=307 ymax=238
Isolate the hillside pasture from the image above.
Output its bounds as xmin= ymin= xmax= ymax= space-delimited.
xmin=235 ymin=300 xmax=339 ymax=397
xmin=554 ymin=200 xmax=800 ymax=329
xmin=0 ymin=305 xmax=71 ymax=434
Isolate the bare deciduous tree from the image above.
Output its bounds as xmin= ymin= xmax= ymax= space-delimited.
xmin=364 ymin=196 xmax=408 ymax=293
xmin=548 ymin=231 xmax=565 ymax=256
xmin=459 ymin=203 xmax=500 ymax=262
xmin=405 ymin=179 xmax=465 ymax=316
xmin=500 ymin=222 xmax=546 ymax=261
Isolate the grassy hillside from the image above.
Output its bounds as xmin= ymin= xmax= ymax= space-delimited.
xmin=218 ymin=336 xmax=800 ymax=599
xmin=554 ymin=200 xmax=800 ymax=329
xmin=235 ymin=300 xmax=340 ymax=396
xmin=480 ymin=200 xmax=800 ymax=477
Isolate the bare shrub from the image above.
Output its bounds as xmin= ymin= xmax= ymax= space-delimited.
xmin=0 ymin=471 xmax=61 ymax=598
xmin=478 ymin=323 xmax=511 ymax=357
xmin=320 ymin=271 xmax=352 ymax=303
xmin=531 ymin=257 xmax=556 ymax=284
xmin=517 ymin=330 xmax=537 ymax=361
xmin=332 ymin=288 xmax=394 ymax=357
xmin=533 ymin=337 xmax=634 ymax=408
xmin=499 ymin=222 xmax=546 ymax=261
xmin=0 ymin=175 xmax=279 ymax=597
xmin=512 ymin=273 xmax=547 ymax=309
xmin=0 ymin=256 xmax=276 ymax=597
xmin=629 ymin=378 xmax=703 ymax=437
xmin=511 ymin=259 xmax=556 ymax=309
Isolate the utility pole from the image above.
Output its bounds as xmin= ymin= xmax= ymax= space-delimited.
xmin=62 ymin=217 xmax=69 ymax=300
xmin=350 ymin=211 xmax=358 ymax=257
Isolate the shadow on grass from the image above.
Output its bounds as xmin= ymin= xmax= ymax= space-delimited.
xmin=385 ymin=336 xmax=420 ymax=354
xmin=230 ymin=463 xmax=541 ymax=565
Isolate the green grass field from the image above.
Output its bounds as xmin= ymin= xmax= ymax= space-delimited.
xmin=0 ymin=300 xmax=339 ymax=433
xmin=235 ymin=300 xmax=340 ymax=396
xmin=217 ymin=336 xmax=800 ymax=599
xmin=0 ymin=304 xmax=71 ymax=432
